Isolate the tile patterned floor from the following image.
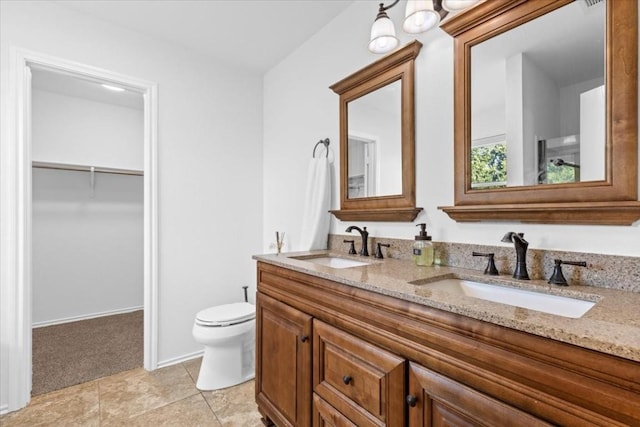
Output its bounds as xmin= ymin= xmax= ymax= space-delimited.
xmin=0 ymin=358 xmax=263 ymax=426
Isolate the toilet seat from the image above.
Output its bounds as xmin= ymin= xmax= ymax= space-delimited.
xmin=195 ymin=302 xmax=255 ymax=327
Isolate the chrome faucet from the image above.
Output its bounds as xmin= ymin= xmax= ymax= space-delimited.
xmin=345 ymin=226 xmax=369 ymax=256
xmin=501 ymin=232 xmax=530 ymax=280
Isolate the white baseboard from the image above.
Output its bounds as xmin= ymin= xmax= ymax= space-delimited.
xmin=32 ymin=306 xmax=144 ymax=328
xmin=157 ymin=350 xmax=204 ymax=369
xmin=0 ymin=404 xmax=8 ymax=416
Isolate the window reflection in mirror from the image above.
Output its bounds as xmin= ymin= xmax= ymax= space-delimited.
xmin=471 ymin=134 xmax=507 ymax=189
xmin=347 ymin=79 xmax=402 ymax=199
xmin=470 ymin=0 xmax=605 ymax=188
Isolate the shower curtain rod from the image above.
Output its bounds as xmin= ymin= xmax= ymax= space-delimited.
xmin=32 ymin=161 xmax=143 ymax=176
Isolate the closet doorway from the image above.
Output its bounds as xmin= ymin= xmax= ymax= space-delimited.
xmin=31 ymin=67 xmax=144 ymax=395
xmin=2 ymin=49 xmax=158 ymax=412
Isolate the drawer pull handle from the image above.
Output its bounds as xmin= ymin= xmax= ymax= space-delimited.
xmin=406 ymin=395 xmax=417 ymax=407
xmin=300 ymin=335 xmax=309 ymax=343
xmin=342 ymin=375 xmax=353 ymax=385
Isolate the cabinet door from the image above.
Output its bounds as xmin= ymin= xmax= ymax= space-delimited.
xmin=256 ymin=292 xmax=313 ymax=427
xmin=314 ymin=320 xmax=405 ymax=427
xmin=407 ymin=362 xmax=552 ymax=427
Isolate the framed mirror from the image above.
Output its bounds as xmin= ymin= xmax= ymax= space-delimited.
xmin=330 ymin=41 xmax=423 ymax=222
xmin=440 ymin=0 xmax=640 ymax=225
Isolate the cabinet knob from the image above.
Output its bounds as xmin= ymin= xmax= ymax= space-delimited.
xmin=300 ymin=335 xmax=309 ymax=342
xmin=342 ymin=375 xmax=353 ymax=385
xmin=406 ymin=395 xmax=417 ymax=407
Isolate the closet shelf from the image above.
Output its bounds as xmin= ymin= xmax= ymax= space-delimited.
xmin=32 ymin=161 xmax=143 ymax=176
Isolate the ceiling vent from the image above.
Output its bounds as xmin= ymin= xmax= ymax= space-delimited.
xmin=583 ymin=0 xmax=603 ymax=7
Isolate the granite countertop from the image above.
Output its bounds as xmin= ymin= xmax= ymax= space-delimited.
xmin=253 ymin=251 xmax=640 ymax=363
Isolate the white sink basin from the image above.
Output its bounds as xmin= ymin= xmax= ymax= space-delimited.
xmin=293 ymin=256 xmax=370 ymax=269
xmin=419 ymin=279 xmax=595 ymax=318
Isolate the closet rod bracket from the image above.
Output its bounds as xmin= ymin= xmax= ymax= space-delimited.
xmin=90 ymin=166 xmax=95 ymax=198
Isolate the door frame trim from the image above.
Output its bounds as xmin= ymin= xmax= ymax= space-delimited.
xmin=1 ymin=46 xmax=159 ymax=412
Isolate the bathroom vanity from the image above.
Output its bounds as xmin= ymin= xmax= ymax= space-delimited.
xmin=253 ymin=253 xmax=640 ymax=427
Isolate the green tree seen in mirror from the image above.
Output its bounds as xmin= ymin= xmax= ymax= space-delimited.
xmin=546 ymin=163 xmax=576 ymax=184
xmin=471 ymin=143 xmax=507 ymax=189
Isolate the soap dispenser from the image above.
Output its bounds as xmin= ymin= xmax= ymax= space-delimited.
xmin=413 ymin=223 xmax=434 ymax=266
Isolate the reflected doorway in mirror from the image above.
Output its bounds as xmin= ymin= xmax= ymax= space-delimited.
xmin=347 ymin=135 xmax=377 ymax=198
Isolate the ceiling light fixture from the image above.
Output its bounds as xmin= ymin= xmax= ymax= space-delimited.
xmin=101 ymin=84 xmax=125 ymax=92
xmin=368 ymin=1 xmax=401 ymax=54
xmin=368 ymin=0 xmax=480 ymax=54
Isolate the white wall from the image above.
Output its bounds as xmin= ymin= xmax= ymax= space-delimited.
xmin=580 ymin=85 xmax=606 ymax=181
xmin=32 ymin=90 xmax=144 ymax=170
xmin=472 ymin=105 xmax=505 ymax=141
xmin=31 ymin=89 xmax=143 ymax=325
xmin=32 ymin=169 xmax=143 ymax=325
xmin=522 ymin=53 xmax=560 ymax=185
xmin=505 ymin=53 xmax=525 ymax=186
xmin=263 ymin=1 xmax=640 ymax=257
xmin=559 ymin=77 xmax=604 ymax=137
xmin=1 ymin=0 xmax=263 ymax=408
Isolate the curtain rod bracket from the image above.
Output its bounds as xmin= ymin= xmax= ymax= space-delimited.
xmin=90 ymin=166 xmax=95 ymax=198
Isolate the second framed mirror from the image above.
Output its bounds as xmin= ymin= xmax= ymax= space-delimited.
xmin=439 ymin=0 xmax=640 ymax=225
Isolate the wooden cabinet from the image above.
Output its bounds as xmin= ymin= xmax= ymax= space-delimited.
xmin=256 ymin=262 xmax=640 ymax=427
xmin=407 ymin=362 xmax=551 ymax=427
xmin=256 ymin=293 xmax=312 ymax=427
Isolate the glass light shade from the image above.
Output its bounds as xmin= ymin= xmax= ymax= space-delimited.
xmin=441 ymin=0 xmax=480 ymax=12
xmin=403 ymin=0 xmax=440 ymax=34
xmin=368 ymin=16 xmax=399 ymax=54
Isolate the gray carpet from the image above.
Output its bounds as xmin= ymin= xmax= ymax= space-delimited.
xmin=32 ymin=310 xmax=143 ymax=396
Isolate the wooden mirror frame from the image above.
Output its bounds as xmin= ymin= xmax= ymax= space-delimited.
xmin=439 ymin=0 xmax=640 ymax=225
xmin=330 ymin=41 xmax=423 ymax=222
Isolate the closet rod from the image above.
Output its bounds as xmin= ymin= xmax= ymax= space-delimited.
xmin=32 ymin=161 xmax=143 ymax=176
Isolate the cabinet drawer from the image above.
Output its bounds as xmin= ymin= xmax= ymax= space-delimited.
xmin=313 ymin=393 xmax=359 ymax=427
xmin=313 ymin=320 xmax=405 ymax=426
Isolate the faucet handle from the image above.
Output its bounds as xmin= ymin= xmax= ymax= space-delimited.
xmin=374 ymin=243 xmax=390 ymax=259
xmin=548 ymin=259 xmax=587 ymax=286
xmin=472 ymin=252 xmax=500 ymax=275
xmin=343 ymin=239 xmax=357 ymax=255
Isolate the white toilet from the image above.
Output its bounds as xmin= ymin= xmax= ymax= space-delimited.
xmin=192 ymin=302 xmax=256 ymax=391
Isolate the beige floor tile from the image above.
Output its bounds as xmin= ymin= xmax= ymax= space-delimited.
xmin=202 ymin=380 xmax=262 ymax=427
xmin=99 ymin=364 xmax=199 ymax=425
xmin=183 ymin=356 xmax=202 ymax=383
xmin=0 ymin=381 xmax=99 ymax=427
xmin=104 ymin=394 xmax=222 ymax=427
xmin=1 ymin=364 xmax=263 ymax=427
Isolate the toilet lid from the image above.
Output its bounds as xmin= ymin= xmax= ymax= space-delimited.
xmin=195 ymin=302 xmax=255 ymax=326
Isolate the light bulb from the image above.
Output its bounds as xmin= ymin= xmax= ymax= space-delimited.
xmin=403 ymin=0 xmax=439 ymax=34
xmin=441 ymin=0 xmax=480 ymax=12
